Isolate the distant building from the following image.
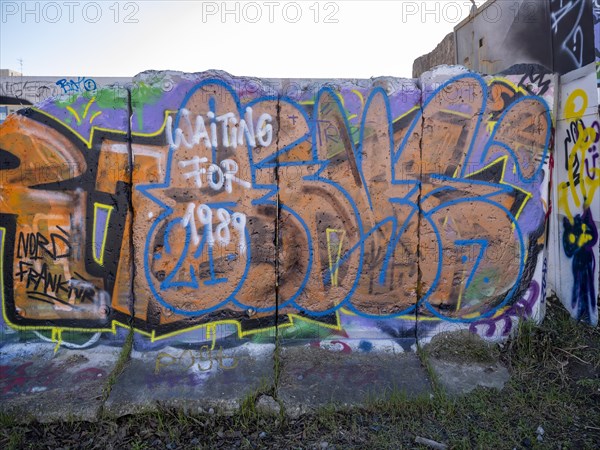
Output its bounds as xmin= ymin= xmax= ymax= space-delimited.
xmin=0 ymin=69 xmax=22 ymax=77
xmin=413 ymin=0 xmax=596 ymax=77
xmin=0 ymin=69 xmax=32 ymax=122
xmin=454 ymin=0 xmax=554 ymax=74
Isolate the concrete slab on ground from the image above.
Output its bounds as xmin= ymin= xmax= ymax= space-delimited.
xmin=0 ymin=343 xmax=120 ymax=422
xmin=429 ymin=358 xmax=510 ymax=396
xmin=278 ymin=344 xmax=433 ymax=418
xmin=104 ymin=343 xmax=275 ymax=417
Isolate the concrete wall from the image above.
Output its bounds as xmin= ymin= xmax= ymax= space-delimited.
xmin=416 ymin=0 xmax=600 ymax=327
xmin=0 ymin=76 xmax=130 ymax=123
xmin=546 ymin=0 xmax=600 ymax=326
xmin=0 ymin=66 xmax=555 ymax=366
xmin=549 ymin=67 xmax=599 ymax=326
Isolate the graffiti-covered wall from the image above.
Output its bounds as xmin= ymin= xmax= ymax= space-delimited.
xmin=547 ymin=0 xmax=600 ymax=326
xmin=551 ymin=70 xmax=599 ymax=326
xmin=0 ymin=76 xmax=130 ymax=125
xmin=0 ymin=76 xmax=129 ymax=105
xmin=449 ymin=0 xmax=600 ymax=327
xmin=0 ymin=66 xmax=555 ymax=357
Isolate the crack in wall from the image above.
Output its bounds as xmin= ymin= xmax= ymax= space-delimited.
xmin=274 ymin=96 xmax=282 ymax=332
xmin=126 ymin=87 xmax=136 ymax=326
xmin=273 ymin=95 xmax=283 ymax=392
xmin=97 ymin=87 xmax=138 ymax=416
xmin=415 ymin=79 xmax=425 ymax=347
xmin=96 ymin=87 xmax=138 ymax=416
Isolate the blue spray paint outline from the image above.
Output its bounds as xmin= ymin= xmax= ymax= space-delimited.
xmin=136 ymin=73 xmax=547 ymax=323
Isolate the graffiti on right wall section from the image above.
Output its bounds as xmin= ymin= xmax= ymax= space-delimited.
xmin=553 ymin=68 xmax=600 ymax=326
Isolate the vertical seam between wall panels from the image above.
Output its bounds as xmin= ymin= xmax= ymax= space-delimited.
xmin=548 ymin=73 xmax=560 ymax=298
xmin=415 ymin=79 xmax=425 ymax=346
xmin=126 ymin=86 xmax=136 ymax=325
xmin=274 ymin=96 xmax=282 ymax=336
xmin=547 ymin=0 xmax=558 ymax=297
xmin=98 ymin=84 xmax=136 ymax=415
xmin=273 ymin=94 xmax=282 ymax=393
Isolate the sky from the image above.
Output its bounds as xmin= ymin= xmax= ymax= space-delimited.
xmin=1 ymin=0 xmax=485 ymax=79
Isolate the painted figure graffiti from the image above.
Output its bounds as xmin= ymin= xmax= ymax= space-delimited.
xmin=562 ymin=209 xmax=598 ymax=322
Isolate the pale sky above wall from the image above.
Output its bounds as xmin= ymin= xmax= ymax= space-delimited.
xmin=1 ymin=0 xmax=486 ymax=78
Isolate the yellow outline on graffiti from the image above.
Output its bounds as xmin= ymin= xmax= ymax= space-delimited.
xmin=439 ymin=108 xmax=473 ymax=120
xmin=487 ymin=77 xmax=531 ymax=97
xmin=351 ymin=89 xmax=365 ymax=109
xmin=89 ymin=111 xmax=102 ymax=124
xmin=466 ymin=155 xmax=533 ymax=222
xmin=82 ymin=97 xmax=96 ymax=119
xmin=326 ymin=228 xmax=346 ymax=287
xmin=35 ymin=97 xmax=421 ymax=154
xmin=32 ymin=108 xmax=178 ymax=149
xmin=443 ymin=155 xmax=533 ymax=232
xmin=6 ymin=78 xmax=542 ymax=343
xmin=92 ymin=203 xmax=114 ymax=266
xmin=65 ymin=106 xmax=81 ymax=125
xmin=392 ymin=106 xmax=420 ymax=124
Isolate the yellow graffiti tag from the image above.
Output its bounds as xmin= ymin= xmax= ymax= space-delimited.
xmin=558 ymin=89 xmax=600 ymax=223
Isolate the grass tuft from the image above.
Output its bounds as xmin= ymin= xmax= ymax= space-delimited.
xmin=97 ymin=325 xmax=134 ymax=418
xmin=425 ymin=329 xmax=499 ymax=364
